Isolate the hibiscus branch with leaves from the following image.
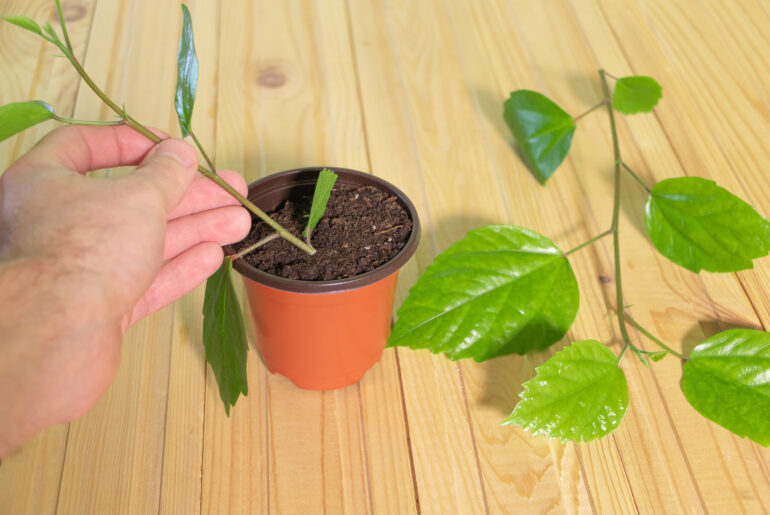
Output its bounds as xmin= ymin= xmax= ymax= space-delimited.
xmin=389 ymin=71 xmax=770 ymax=446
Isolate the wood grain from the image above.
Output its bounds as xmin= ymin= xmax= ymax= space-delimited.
xmin=0 ymin=0 xmax=768 ymax=513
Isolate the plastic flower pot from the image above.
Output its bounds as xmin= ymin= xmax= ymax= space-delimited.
xmin=229 ymin=167 xmax=421 ymax=390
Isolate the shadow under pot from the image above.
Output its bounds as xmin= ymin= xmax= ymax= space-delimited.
xmin=229 ymin=167 xmax=421 ymax=391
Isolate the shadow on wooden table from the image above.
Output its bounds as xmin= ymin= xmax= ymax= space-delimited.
xmin=428 ymin=214 xmax=564 ymax=418
xmin=679 ymin=318 xmax=764 ymax=367
xmin=475 ymin=351 xmax=553 ymax=418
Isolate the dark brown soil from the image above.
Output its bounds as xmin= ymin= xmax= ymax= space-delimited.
xmin=233 ymin=185 xmax=413 ymax=281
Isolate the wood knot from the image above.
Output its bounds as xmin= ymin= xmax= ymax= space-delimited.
xmin=257 ymin=66 xmax=287 ymax=89
xmin=598 ymin=275 xmax=612 ymax=284
xmin=51 ymin=3 xmax=87 ymax=23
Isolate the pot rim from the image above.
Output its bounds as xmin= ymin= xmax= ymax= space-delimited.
xmin=227 ymin=167 xmax=421 ymax=294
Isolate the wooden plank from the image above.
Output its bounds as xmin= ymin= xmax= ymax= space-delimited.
xmin=0 ymin=2 xmax=97 ymax=514
xmin=157 ymin=1 xmax=219 ymax=513
xmin=53 ymin=1 xmax=185 ymax=512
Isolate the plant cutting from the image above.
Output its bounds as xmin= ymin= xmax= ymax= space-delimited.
xmin=0 ymin=2 xmax=419 ymax=413
xmin=388 ymin=72 xmax=770 ymax=446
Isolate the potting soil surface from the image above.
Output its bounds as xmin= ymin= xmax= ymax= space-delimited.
xmin=234 ymin=185 xmax=413 ymax=281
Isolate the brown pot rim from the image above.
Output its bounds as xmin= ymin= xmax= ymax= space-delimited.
xmin=227 ymin=167 xmax=421 ymax=294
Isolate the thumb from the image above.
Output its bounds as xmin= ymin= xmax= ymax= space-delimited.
xmin=127 ymin=138 xmax=198 ymax=213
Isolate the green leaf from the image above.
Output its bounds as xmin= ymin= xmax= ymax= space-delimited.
xmin=681 ymin=329 xmax=770 ymax=446
xmin=302 ymin=168 xmax=338 ymax=241
xmin=503 ymin=90 xmax=576 ymax=184
xmin=175 ymin=4 xmax=198 ymax=137
xmin=202 ymin=257 xmax=249 ymax=415
xmin=0 ymin=101 xmax=55 ymax=142
xmin=645 ymin=177 xmax=770 ymax=272
xmin=388 ymin=225 xmax=579 ymax=361
xmin=503 ymin=340 xmax=628 ymax=442
xmin=2 ymin=16 xmax=43 ymax=36
xmin=613 ymin=76 xmax=662 ymax=114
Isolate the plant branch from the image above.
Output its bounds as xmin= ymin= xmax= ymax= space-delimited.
xmin=52 ymin=114 xmax=125 ymax=126
xmin=231 ymin=233 xmax=279 ymax=260
xmin=574 ymin=101 xmax=606 ymax=122
xmin=599 ymin=69 xmax=634 ymax=355
xmin=45 ymin=30 xmax=316 ymax=256
xmin=621 ymin=162 xmax=651 ymax=193
xmin=624 ymin=314 xmax=687 ymax=359
xmin=563 ymin=228 xmax=612 ymax=257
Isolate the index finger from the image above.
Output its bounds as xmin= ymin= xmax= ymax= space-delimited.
xmin=14 ymin=124 xmax=169 ymax=174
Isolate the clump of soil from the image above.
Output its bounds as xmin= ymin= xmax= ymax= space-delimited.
xmin=234 ymin=185 xmax=413 ymax=281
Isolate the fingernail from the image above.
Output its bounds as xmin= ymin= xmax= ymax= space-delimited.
xmin=156 ymin=139 xmax=197 ymax=168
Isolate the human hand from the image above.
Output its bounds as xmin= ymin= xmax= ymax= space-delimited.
xmin=0 ymin=125 xmax=250 ymax=456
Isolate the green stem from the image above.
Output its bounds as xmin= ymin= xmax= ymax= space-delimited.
xmin=54 ymin=0 xmax=73 ymax=53
xmin=616 ymin=343 xmax=629 ymax=363
xmin=624 ymin=314 xmax=687 ymax=359
xmin=231 ymin=233 xmax=280 ymax=260
xmin=52 ymin=114 xmax=125 ymax=126
xmin=563 ymin=228 xmax=612 ymax=257
xmin=189 ymin=130 xmax=217 ymax=172
xmin=50 ymin=37 xmax=315 ymax=255
xmin=574 ymin=100 xmax=606 ymax=122
xmin=599 ymin=69 xmax=634 ymax=355
xmin=621 ymin=162 xmax=651 ymax=193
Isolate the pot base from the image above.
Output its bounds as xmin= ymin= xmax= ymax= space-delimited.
xmin=262 ymin=354 xmax=380 ymax=390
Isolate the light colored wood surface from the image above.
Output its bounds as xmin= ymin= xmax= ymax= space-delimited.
xmin=1 ymin=0 xmax=769 ymax=513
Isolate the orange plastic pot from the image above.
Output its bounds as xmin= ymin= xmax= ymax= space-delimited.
xmin=229 ymin=168 xmax=420 ymax=390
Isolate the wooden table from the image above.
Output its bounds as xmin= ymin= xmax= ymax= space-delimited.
xmin=2 ymin=0 xmax=769 ymax=513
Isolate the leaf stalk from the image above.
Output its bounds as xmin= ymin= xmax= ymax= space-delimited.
xmin=563 ymin=228 xmax=612 ymax=257
xmin=52 ymin=114 xmax=125 ymax=126
xmin=624 ymin=313 xmax=687 ymax=359
xmin=230 ymin=233 xmax=280 ymax=260
xmin=574 ymin=100 xmax=606 ymax=122
xmin=621 ymin=162 xmax=651 ymax=193
xmin=53 ymin=0 xmax=73 ymax=53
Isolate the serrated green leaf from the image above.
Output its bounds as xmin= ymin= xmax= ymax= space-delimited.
xmin=504 ymin=339 xmax=628 ymax=442
xmin=175 ymin=4 xmax=198 ymax=137
xmin=503 ymin=90 xmax=576 ymax=184
xmin=681 ymin=329 xmax=770 ymax=446
xmin=388 ymin=225 xmax=579 ymax=361
xmin=2 ymin=15 xmax=43 ymax=36
xmin=303 ymin=168 xmax=338 ymax=242
xmin=0 ymin=101 xmax=55 ymax=142
xmin=202 ymin=257 xmax=248 ymax=415
xmin=613 ymin=76 xmax=662 ymax=114
xmin=645 ymin=177 xmax=770 ymax=272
